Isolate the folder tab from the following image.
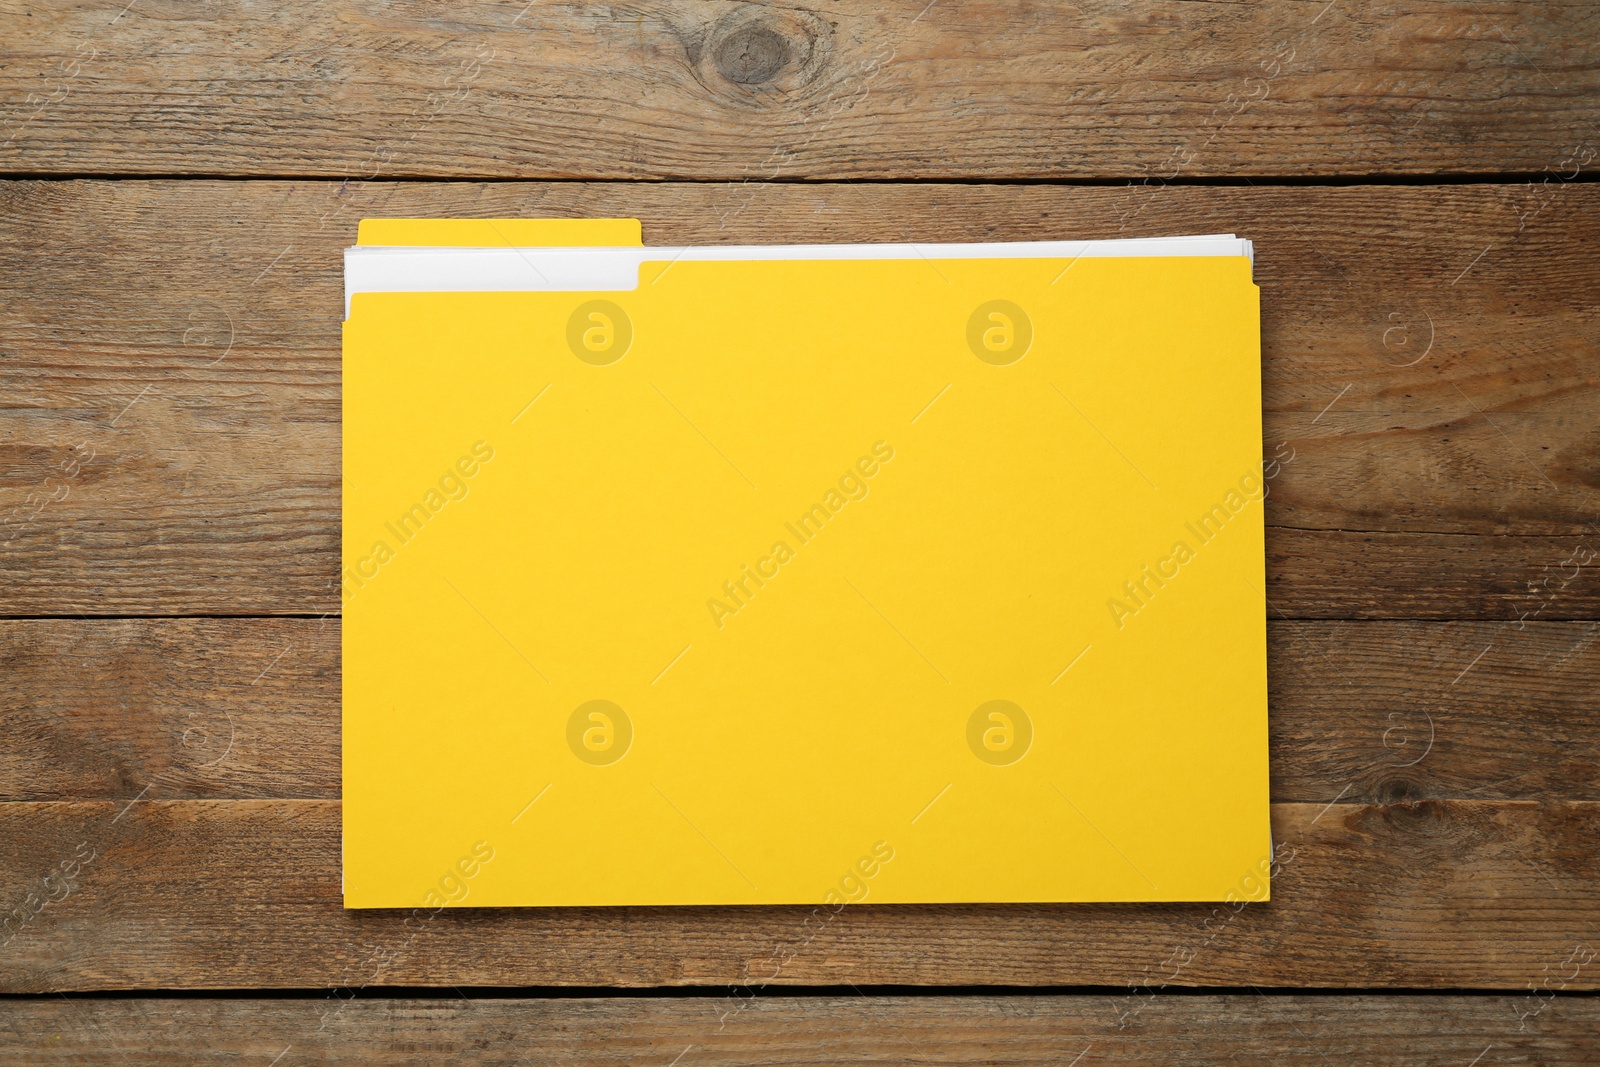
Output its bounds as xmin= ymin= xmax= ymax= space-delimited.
xmin=356 ymin=217 xmax=643 ymax=247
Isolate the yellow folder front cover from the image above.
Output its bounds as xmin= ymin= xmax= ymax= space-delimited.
xmin=341 ymin=249 xmax=1268 ymax=908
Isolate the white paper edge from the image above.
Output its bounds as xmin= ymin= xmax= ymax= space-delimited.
xmin=343 ymin=236 xmax=1254 ymax=318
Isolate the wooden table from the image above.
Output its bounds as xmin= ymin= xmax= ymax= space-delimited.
xmin=3 ymin=1 xmax=1598 ymax=1061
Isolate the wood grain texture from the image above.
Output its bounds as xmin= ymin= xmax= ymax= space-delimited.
xmin=4 ymin=618 xmax=1597 ymax=805
xmin=0 ymin=618 xmax=336 ymax=801
xmin=2 ymin=179 xmax=1597 ymax=617
xmin=1 ymin=1 xmax=1597 ymax=179
xmin=3 ymin=994 xmax=1598 ymax=1065
xmin=1 ymin=799 xmax=1595 ymax=991
xmin=1 ymin=0 xmax=1593 ymax=1044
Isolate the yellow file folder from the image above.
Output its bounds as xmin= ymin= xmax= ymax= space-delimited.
xmin=342 ymin=224 xmax=1268 ymax=908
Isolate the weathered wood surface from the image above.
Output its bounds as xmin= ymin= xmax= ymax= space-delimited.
xmin=2 ymin=0 xmax=1595 ymax=1052
xmin=3 ymin=618 xmax=1596 ymax=804
xmin=3 ymin=994 xmax=1598 ymax=1065
xmin=0 ymin=618 xmax=337 ymax=801
xmin=2 ymin=179 xmax=1596 ymax=617
xmin=1 ymin=799 xmax=1595 ymax=991
xmin=2 ymin=0 xmax=1597 ymax=180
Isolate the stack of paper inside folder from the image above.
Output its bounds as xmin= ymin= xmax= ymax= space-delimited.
xmin=341 ymin=219 xmax=1268 ymax=908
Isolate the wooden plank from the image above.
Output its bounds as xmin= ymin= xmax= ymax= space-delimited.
xmin=3 ymin=993 xmax=1598 ymax=1065
xmin=1267 ymin=620 xmax=1600 ymax=804
xmin=1 ymin=180 xmax=1596 ymax=617
xmin=1 ymin=1 xmax=1596 ymax=179
xmin=3 ymin=618 xmax=1596 ymax=804
xmin=0 ymin=618 xmax=337 ymax=801
xmin=0 ymin=799 xmax=1595 ymax=991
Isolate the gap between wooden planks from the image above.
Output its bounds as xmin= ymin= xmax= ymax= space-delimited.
xmin=0 ymin=180 xmax=1596 ymax=617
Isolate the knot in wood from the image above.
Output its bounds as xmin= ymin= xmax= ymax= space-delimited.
xmin=713 ymin=24 xmax=791 ymax=85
